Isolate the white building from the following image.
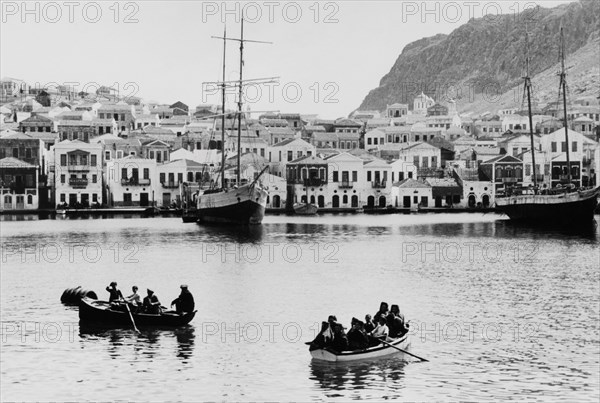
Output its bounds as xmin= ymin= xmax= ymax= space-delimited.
xmin=105 ymin=157 xmax=158 ymax=207
xmin=53 ymin=140 xmax=103 ymax=207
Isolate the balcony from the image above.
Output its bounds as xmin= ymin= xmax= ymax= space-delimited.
xmin=69 ymin=178 xmax=88 ymax=188
xmin=372 ymin=180 xmax=387 ymax=189
xmin=534 ymin=174 xmax=544 ymax=182
xmin=162 ymin=181 xmax=180 ymax=189
xmin=501 ymin=177 xmax=520 ymax=183
xmin=121 ymin=178 xmax=151 ymax=186
xmin=303 ymin=178 xmax=323 ymax=187
xmin=339 ymin=180 xmax=353 ymax=189
xmin=68 ymin=164 xmax=90 ymax=172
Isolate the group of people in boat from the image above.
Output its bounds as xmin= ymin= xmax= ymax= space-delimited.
xmin=105 ymin=282 xmax=195 ymax=315
xmin=309 ymin=302 xmax=409 ymax=352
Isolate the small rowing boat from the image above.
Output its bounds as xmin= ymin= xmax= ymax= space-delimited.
xmin=310 ymin=334 xmax=411 ymax=362
xmin=79 ymin=297 xmax=196 ymax=327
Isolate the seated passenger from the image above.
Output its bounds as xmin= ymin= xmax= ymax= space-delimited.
xmin=106 ymin=282 xmax=123 ymax=304
xmin=143 ymin=289 xmax=161 ymax=314
xmin=364 ymin=314 xmax=375 ymax=334
xmin=347 ymin=319 xmax=369 ymax=350
xmin=331 ymin=323 xmax=349 ymax=352
xmin=387 ymin=304 xmax=408 ymax=338
xmin=373 ymin=302 xmax=389 ymax=325
xmin=369 ymin=316 xmax=389 ymax=346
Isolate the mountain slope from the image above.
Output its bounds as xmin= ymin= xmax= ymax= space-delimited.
xmin=357 ymin=0 xmax=600 ymax=114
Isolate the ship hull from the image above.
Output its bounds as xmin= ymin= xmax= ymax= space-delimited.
xmin=195 ymin=183 xmax=268 ymax=225
xmin=495 ymin=186 xmax=599 ymax=224
xmin=293 ymin=203 xmax=318 ymax=216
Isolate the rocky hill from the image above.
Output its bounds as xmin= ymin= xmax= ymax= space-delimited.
xmin=357 ymin=0 xmax=600 ymax=115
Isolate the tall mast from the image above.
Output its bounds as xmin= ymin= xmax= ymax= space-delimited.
xmin=237 ymin=18 xmax=244 ymax=187
xmin=559 ymin=27 xmax=572 ymax=185
xmin=221 ymin=26 xmax=227 ymax=189
xmin=524 ymin=29 xmax=537 ymax=188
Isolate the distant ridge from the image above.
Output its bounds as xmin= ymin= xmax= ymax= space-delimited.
xmin=357 ymin=0 xmax=600 ymax=115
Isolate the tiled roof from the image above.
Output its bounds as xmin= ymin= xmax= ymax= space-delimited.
xmin=0 ymin=157 xmax=37 ymax=168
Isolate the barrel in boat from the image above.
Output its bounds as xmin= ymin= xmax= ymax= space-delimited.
xmin=78 ymin=297 xmax=196 ymax=327
xmin=310 ymin=334 xmax=411 ymax=362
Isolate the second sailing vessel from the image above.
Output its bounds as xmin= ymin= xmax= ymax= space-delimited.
xmin=495 ymin=28 xmax=600 ymax=225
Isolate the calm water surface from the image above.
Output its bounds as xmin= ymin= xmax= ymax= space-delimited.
xmin=1 ymin=213 xmax=599 ymax=401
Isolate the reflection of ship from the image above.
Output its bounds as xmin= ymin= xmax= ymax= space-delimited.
xmin=495 ymin=28 xmax=600 ymax=225
xmin=182 ymin=20 xmax=269 ymax=225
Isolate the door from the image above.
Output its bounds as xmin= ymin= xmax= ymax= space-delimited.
xmin=403 ymin=196 xmax=411 ymax=208
xmin=162 ymin=193 xmax=171 ymax=207
xmin=351 ymin=195 xmax=358 ymax=207
xmin=140 ymin=193 xmax=149 ymax=207
xmin=367 ymin=196 xmax=375 ymax=208
xmin=81 ymin=193 xmax=89 ymax=207
xmin=16 ymin=195 xmax=25 ymax=209
xmin=332 ymin=195 xmax=339 ymax=208
xmin=69 ymin=194 xmax=77 ymax=207
xmin=123 ymin=193 xmax=132 ymax=206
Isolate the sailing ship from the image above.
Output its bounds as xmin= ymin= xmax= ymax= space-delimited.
xmin=182 ymin=20 xmax=269 ymax=225
xmin=495 ymin=28 xmax=600 ymax=225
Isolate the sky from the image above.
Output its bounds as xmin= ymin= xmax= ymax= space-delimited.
xmin=0 ymin=0 xmax=578 ymax=119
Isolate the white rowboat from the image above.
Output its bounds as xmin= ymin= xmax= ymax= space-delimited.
xmin=310 ymin=334 xmax=411 ymax=362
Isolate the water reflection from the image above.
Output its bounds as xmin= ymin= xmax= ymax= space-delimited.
xmin=78 ymin=325 xmax=195 ymax=362
xmin=174 ymin=326 xmax=195 ymax=362
xmin=309 ymin=358 xmax=408 ymax=398
xmin=197 ymin=223 xmax=265 ymax=243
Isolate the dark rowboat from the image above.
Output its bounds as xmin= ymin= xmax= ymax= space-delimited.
xmin=79 ymin=297 xmax=196 ymax=327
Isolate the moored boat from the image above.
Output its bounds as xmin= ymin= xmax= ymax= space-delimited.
xmin=79 ymin=297 xmax=196 ymax=327
xmin=293 ymin=202 xmax=318 ymax=216
xmin=310 ymin=334 xmax=411 ymax=363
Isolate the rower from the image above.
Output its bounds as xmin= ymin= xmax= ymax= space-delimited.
xmin=125 ymin=286 xmax=141 ymax=312
xmin=171 ymin=284 xmax=195 ymax=314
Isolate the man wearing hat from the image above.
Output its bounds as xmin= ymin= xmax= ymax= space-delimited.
xmin=171 ymin=284 xmax=195 ymax=314
xmin=143 ymin=289 xmax=161 ymax=314
xmin=105 ymin=282 xmax=123 ymax=304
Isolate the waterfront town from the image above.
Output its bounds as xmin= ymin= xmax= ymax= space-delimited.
xmin=0 ymin=77 xmax=599 ymax=214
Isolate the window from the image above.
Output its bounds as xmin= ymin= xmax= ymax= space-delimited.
xmin=105 ymin=151 xmax=111 ymax=161
xmin=367 ymin=171 xmax=372 ymax=181
xmin=561 ymin=142 xmax=567 ymax=152
xmin=80 ymin=155 xmax=88 ymax=166
xmin=332 ymin=171 xmax=339 ymax=182
xmin=12 ymin=148 xmax=18 ymax=158
xmin=367 ymin=138 xmax=372 ymax=145
xmin=512 ymin=147 xmax=518 ymax=157
xmin=116 ymin=151 xmax=123 ymax=159
xmin=150 ymin=151 xmax=155 ymax=159
xmin=178 ymin=173 xmax=183 ymax=184
xmin=60 ymin=175 xmax=65 ymax=184
xmin=432 ymin=156 xmax=438 ymax=168
xmin=287 ymin=151 xmax=293 ymax=161
xmin=413 ymin=156 xmax=420 ymax=168
xmin=143 ymin=168 xmax=149 ymax=179
xmin=551 ymin=142 xmax=557 ymax=152
xmin=92 ymin=174 xmax=97 ymax=183
xmin=297 ymin=151 xmax=302 ymax=159
xmin=572 ymin=142 xmax=577 ymax=152
xmin=352 ymin=171 xmax=357 ymax=182
xmin=91 ymin=155 xmax=97 ymax=166
xmin=526 ymin=164 xmax=531 ymax=176
xmin=306 ymin=151 xmax=311 ymax=157
xmin=25 ymin=148 xmax=32 ymax=159
xmin=60 ymin=154 xmax=67 ymax=166
xmin=121 ymin=168 xmax=127 ymax=180
xmin=422 ymin=157 xmax=428 ymax=168
xmin=92 ymin=194 xmax=98 ymax=202
xmin=60 ymin=194 xmax=66 ymax=202
xmin=160 ymin=173 xmax=165 ymax=183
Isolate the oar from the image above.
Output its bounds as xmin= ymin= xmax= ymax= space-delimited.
xmin=370 ymin=335 xmax=428 ymax=362
xmin=123 ymin=301 xmax=140 ymax=333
